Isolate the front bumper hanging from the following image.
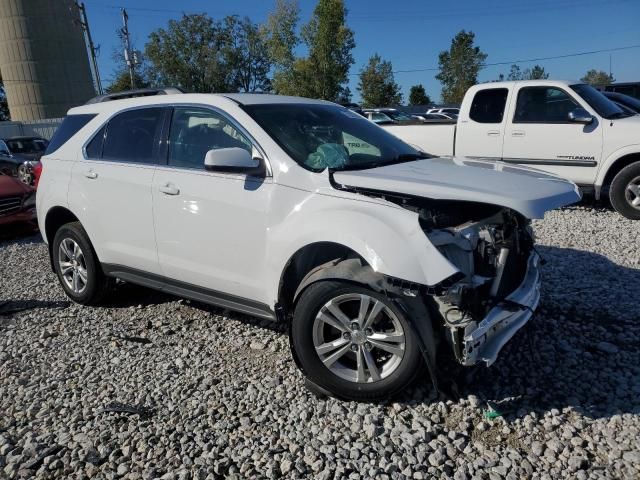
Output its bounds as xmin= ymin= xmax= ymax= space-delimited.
xmin=461 ymin=252 xmax=541 ymax=366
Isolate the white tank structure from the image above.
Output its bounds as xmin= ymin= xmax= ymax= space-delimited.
xmin=0 ymin=0 xmax=96 ymax=121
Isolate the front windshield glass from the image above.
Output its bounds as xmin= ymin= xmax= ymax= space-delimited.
xmin=243 ymin=103 xmax=430 ymax=171
xmin=570 ymin=84 xmax=628 ymax=119
xmin=385 ymin=111 xmax=413 ymax=121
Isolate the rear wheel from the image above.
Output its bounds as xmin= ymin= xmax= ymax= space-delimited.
xmin=292 ymin=281 xmax=423 ymax=401
xmin=610 ymin=161 xmax=640 ymax=220
xmin=52 ymin=222 xmax=112 ymax=305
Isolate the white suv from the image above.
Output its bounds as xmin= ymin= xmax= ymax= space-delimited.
xmin=37 ymin=90 xmax=580 ymax=400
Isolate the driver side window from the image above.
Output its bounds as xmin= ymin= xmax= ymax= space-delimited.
xmin=514 ymin=87 xmax=578 ymax=123
xmin=168 ymin=107 xmax=251 ymax=170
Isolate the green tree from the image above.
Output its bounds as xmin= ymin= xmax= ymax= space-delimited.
xmin=507 ymin=64 xmax=549 ymax=80
xmin=105 ymin=71 xmax=151 ymax=94
xmin=436 ymin=30 xmax=487 ymax=104
xmin=408 ymin=84 xmax=431 ymax=105
xmin=357 ymin=54 xmax=402 ymax=107
xmin=581 ymin=69 xmax=615 ymax=85
xmin=0 ymin=73 xmax=9 ymax=121
xmin=145 ymin=14 xmax=232 ymax=93
xmin=274 ymin=0 xmax=355 ymax=101
xmin=264 ymin=0 xmax=300 ymax=70
xmin=223 ymin=16 xmax=272 ymax=92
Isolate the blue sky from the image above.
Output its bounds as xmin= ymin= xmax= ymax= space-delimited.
xmin=84 ymin=0 xmax=640 ymax=103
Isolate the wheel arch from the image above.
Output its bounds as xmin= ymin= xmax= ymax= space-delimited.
xmin=44 ymin=207 xmax=84 ymax=271
xmin=596 ymin=149 xmax=640 ymax=198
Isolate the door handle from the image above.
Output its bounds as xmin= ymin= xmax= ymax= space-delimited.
xmin=159 ymin=183 xmax=180 ymax=195
xmin=511 ymin=130 xmax=526 ymax=137
xmin=84 ymin=170 xmax=98 ymax=179
xmin=487 ymin=130 xmax=500 ymax=137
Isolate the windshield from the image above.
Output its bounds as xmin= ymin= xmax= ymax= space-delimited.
xmin=570 ymin=84 xmax=629 ymax=119
xmin=6 ymin=138 xmax=48 ymax=154
xmin=243 ymin=103 xmax=430 ymax=171
xmin=385 ymin=111 xmax=413 ymax=121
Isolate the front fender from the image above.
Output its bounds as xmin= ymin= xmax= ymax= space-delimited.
xmin=265 ymin=187 xmax=458 ymax=305
xmin=595 ymin=144 xmax=640 ymax=188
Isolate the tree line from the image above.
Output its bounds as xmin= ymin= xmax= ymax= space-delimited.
xmin=0 ymin=0 xmax=622 ymax=121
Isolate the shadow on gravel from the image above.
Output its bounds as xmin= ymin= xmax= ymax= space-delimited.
xmin=0 ymin=299 xmax=70 ymax=317
xmin=0 ymin=223 xmax=39 ymax=242
xmin=458 ymin=246 xmax=640 ymax=421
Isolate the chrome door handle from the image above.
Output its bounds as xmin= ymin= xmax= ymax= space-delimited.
xmin=487 ymin=130 xmax=500 ymax=137
xmin=511 ymin=130 xmax=525 ymax=137
xmin=84 ymin=170 xmax=98 ymax=179
xmin=159 ymin=184 xmax=180 ymax=195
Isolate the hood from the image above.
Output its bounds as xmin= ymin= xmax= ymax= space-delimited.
xmin=333 ymin=157 xmax=581 ymax=219
xmin=0 ymin=174 xmax=32 ymax=197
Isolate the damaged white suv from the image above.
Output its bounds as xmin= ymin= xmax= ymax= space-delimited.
xmin=37 ymin=90 xmax=580 ymax=401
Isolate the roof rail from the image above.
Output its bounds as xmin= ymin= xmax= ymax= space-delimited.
xmin=85 ymin=87 xmax=186 ymax=104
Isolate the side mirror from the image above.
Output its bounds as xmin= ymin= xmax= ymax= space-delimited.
xmin=568 ymin=108 xmax=594 ymax=124
xmin=204 ymin=147 xmax=260 ymax=173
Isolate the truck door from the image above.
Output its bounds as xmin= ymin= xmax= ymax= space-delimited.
xmin=455 ymin=87 xmax=509 ymax=158
xmin=501 ymin=85 xmax=602 ymax=185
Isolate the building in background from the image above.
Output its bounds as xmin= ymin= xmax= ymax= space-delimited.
xmin=0 ymin=0 xmax=96 ymax=121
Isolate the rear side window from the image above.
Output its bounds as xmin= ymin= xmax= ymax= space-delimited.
xmin=102 ymin=108 xmax=165 ymax=163
xmin=45 ymin=114 xmax=96 ymax=155
xmin=469 ymin=88 xmax=508 ymax=123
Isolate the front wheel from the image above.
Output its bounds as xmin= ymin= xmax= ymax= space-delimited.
xmin=610 ymin=161 xmax=640 ymax=220
xmin=291 ymin=281 xmax=423 ymax=401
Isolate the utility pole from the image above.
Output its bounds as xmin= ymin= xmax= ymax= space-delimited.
xmin=121 ymin=9 xmax=136 ymax=89
xmin=74 ymin=1 xmax=103 ymax=95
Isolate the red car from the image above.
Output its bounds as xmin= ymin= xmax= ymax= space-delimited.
xmin=0 ymin=172 xmax=37 ymax=227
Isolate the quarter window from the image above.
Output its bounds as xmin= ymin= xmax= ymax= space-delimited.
xmin=45 ymin=114 xmax=96 ymax=155
xmin=514 ymin=87 xmax=578 ymax=123
xmin=469 ymin=89 xmax=508 ymax=123
xmin=85 ymin=126 xmax=106 ymax=159
xmin=102 ymin=108 xmax=165 ymax=163
xmin=167 ymin=107 xmax=251 ymax=169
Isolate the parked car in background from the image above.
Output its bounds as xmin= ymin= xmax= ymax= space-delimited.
xmin=426 ymin=107 xmax=460 ymax=116
xmin=0 ymin=172 xmax=37 ymax=227
xmin=37 ymin=89 xmax=580 ymax=400
xmin=363 ymin=108 xmax=420 ymax=125
xmin=0 ymin=136 xmax=49 ymax=185
xmin=383 ymin=80 xmax=640 ymax=219
xmin=412 ymin=112 xmax=458 ymax=122
xmin=603 ymin=91 xmax=640 ymax=114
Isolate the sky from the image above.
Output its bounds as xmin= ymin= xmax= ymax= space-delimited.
xmin=83 ymin=0 xmax=640 ymax=103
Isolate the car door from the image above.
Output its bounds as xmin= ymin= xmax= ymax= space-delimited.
xmin=152 ymin=105 xmax=272 ymax=304
xmin=455 ymin=87 xmax=510 ymax=158
xmin=501 ymin=85 xmax=603 ymax=184
xmin=68 ymin=107 xmax=166 ymax=275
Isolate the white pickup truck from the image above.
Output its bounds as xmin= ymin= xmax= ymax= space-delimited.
xmin=384 ymin=80 xmax=640 ymax=219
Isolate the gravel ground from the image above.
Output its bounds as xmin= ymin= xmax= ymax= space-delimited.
xmin=1 ymin=205 xmax=639 ymax=480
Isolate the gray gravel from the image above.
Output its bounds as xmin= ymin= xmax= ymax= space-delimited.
xmin=1 ymin=204 xmax=639 ymax=479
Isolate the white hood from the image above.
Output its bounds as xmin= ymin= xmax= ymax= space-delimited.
xmin=333 ymin=157 xmax=581 ymax=219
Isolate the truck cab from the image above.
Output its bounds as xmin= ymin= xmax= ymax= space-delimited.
xmin=386 ymin=80 xmax=640 ymax=219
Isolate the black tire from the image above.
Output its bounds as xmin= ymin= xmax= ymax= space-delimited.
xmin=609 ymin=161 xmax=640 ymax=220
xmin=52 ymin=222 xmax=112 ymax=305
xmin=292 ymin=280 xmax=423 ymax=401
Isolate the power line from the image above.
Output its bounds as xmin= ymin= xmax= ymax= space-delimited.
xmin=350 ymin=44 xmax=640 ymax=76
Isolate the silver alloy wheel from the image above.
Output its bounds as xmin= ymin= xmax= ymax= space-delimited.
xmin=625 ymin=176 xmax=640 ymax=210
xmin=312 ymin=293 xmax=406 ymax=383
xmin=58 ymin=238 xmax=88 ymax=294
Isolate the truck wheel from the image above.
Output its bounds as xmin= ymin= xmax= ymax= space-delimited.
xmin=52 ymin=222 xmax=112 ymax=305
xmin=610 ymin=161 xmax=640 ymax=220
xmin=291 ymin=280 xmax=423 ymax=401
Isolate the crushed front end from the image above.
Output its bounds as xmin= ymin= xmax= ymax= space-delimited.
xmin=418 ymin=202 xmax=541 ymax=366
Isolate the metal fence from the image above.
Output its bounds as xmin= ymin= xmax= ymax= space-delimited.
xmin=0 ymin=118 xmax=63 ymax=140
